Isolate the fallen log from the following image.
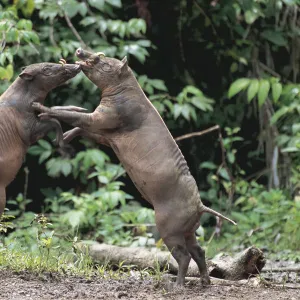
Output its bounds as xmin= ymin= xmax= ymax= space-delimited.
xmin=207 ymin=246 xmax=266 ymax=280
xmin=77 ymin=242 xmax=266 ymax=280
xmin=262 ymin=267 xmax=300 ymax=273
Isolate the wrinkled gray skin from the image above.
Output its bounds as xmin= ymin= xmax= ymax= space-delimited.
xmin=32 ymin=49 xmax=236 ymax=287
xmin=0 ymin=62 xmax=81 ymax=215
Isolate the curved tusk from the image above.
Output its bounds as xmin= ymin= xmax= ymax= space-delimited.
xmin=59 ymin=58 xmax=66 ymax=65
xmin=96 ymin=52 xmax=106 ymax=57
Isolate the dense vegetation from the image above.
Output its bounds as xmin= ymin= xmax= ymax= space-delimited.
xmin=0 ymin=0 xmax=299 ymax=265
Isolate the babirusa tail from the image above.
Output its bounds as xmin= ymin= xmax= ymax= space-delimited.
xmin=201 ymin=206 xmax=237 ymax=225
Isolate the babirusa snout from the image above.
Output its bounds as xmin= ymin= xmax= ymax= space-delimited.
xmin=76 ymin=48 xmax=94 ymax=60
xmin=64 ymin=63 xmax=81 ymax=74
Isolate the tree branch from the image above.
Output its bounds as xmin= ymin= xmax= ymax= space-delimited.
xmin=175 ymin=125 xmax=235 ymax=206
xmin=64 ymin=13 xmax=88 ymax=48
xmin=175 ymin=125 xmax=220 ymax=141
xmin=193 ymin=0 xmax=218 ymax=37
xmin=49 ymin=19 xmax=58 ymax=48
xmin=60 ymin=5 xmax=90 ymax=50
xmin=258 ymin=62 xmax=281 ymax=78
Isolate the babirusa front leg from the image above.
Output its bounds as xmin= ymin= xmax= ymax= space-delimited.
xmin=51 ymin=105 xmax=88 ymax=112
xmin=63 ymin=127 xmax=111 ymax=146
xmin=31 ymin=118 xmax=65 ymax=147
xmin=32 ymin=103 xmax=93 ymax=130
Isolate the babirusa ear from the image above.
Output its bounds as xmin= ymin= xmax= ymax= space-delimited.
xmin=121 ymin=56 xmax=127 ymax=65
xmin=19 ymin=71 xmax=34 ymax=81
xmin=120 ymin=56 xmax=128 ymax=73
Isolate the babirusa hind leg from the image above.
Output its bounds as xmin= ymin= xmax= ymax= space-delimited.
xmin=163 ymin=235 xmax=191 ymax=286
xmin=185 ymin=234 xmax=211 ymax=285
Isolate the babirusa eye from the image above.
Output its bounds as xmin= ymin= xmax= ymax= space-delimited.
xmin=43 ymin=66 xmax=52 ymax=75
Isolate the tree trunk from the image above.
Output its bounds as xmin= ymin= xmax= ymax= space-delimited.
xmin=77 ymin=242 xmax=266 ymax=280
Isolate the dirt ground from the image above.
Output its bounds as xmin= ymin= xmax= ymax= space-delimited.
xmin=0 ymin=270 xmax=299 ymax=300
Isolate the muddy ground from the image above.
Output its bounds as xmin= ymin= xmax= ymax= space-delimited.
xmin=0 ymin=269 xmax=299 ymax=300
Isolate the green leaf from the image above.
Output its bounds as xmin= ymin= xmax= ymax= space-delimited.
xmin=183 ymin=85 xmax=203 ymax=97
xmin=21 ymin=0 xmax=35 ymax=17
xmin=30 ymin=32 xmax=40 ymax=44
xmin=61 ymin=161 xmax=72 ymax=177
xmin=136 ymin=39 xmax=151 ymax=47
xmin=150 ymin=79 xmax=167 ymax=91
xmin=227 ymin=152 xmax=235 ymax=164
xmin=137 ymin=75 xmax=147 ymax=87
xmin=261 ymin=30 xmax=287 ymax=46
xmin=5 ymin=64 xmax=13 ymax=81
xmin=88 ymin=0 xmax=105 ymax=11
xmin=258 ymin=80 xmax=270 ymax=107
xmin=99 ymin=175 xmax=109 ymax=184
xmin=6 ymin=28 xmax=19 ymax=42
xmin=78 ymin=2 xmax=88 ymax=16
xmin=218 ymin=168 xmax=230 ymax=181
xmin=191 ymin=97 xmax=206 ymax=110
xmin=39 ymin=4 xmax=59 ymax=20
xmin=144 ymin=83 xmax=154 ymax=94
xmin=281 ymin=147 xmax=299 ymax=153
xmin=16 ymin=19 xmax=33 ymax=30
xmin=80 ymin=16 xmax=96 ymax=26
xmin=126 ymin=44 xmax=148 ymax=63
xmin=245 ymin=10 xmax=258 ymax=24
xmin=63 ymin=210 xmax=84 ymax=228
xmin=228 ymin=78 xmax=250 ymax=98
xmin=247 ymin=79 xmax=259 ymax=102
xmin=270 ymin=106 xmax=289 ymax=124
xmin=199 ymin=162 xmax=217 ymax=170
xmin=105 ymin=0 xmax=122 ymax=7
xmin=118 ymin=23 xmax=126 ymax=38
xmin=235 ymin=196 xmax=247 ymax=206
xmin=38 ymin=139 xmax=52 ymax=150
xmin=39 ymin=151 xmax=52 ymax=164
xmin=90 ymin=149 xmax=109 ymax=166
xmin=190 ymin=96 xmax=214 ymax=111
xmin=27 ymin=145 xmax=43 ymax=156
xmin=272 ymin=82 xmax=282 ymax=103
xmin=173 ymin=104 xmax=182 ymax=119
xmin=164 ymin=99 xmax=174 ymax=112
xmin=152 ymin=101 xmax=164 ymax=114
xmin=62 ymin=0 xmax=80 ymax=18
xmin=292 ymin=123 xmax=300 ymax=134
xmin=22 ymin=31 xmax=40 ymax=44
xmin=181 ymin=104 xmax=190 ymax=121
xmin=189 ymin=106 xmax=197 ymax=122
xmin=46 ymin=159 xmax=62 ymax=177
xmin=0 ymin=67 xmax=8 ymax=80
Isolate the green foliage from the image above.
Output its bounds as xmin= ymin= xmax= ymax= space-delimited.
xmin=9 ymin=142 xmax=156 ymax=250
xmin=225 ymin=181 xmax=300 ymax=251
xmin=270 ymin=87 xmax=300 ymax=157
xmin=228 ymin=77 xmax=286 ymax=106
xmin=174 ymin=86 xmax=214 ymax=121
xmin=0 ymin=0 xmax=161 ymax=259
xmin=199 ymin=127 xmax=244 ymax=215
xmin=0 ymin=3 xmax=39 ymax=82
xmin=0 ymin=213 xmax=15 ymax=234
xmin=228 ymin=78 xmax=250 ymax=99
xmin=1 ymin=0 xmax=300 ymax=263
xmin=144 ymin=82 xmax=215 ymax=122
